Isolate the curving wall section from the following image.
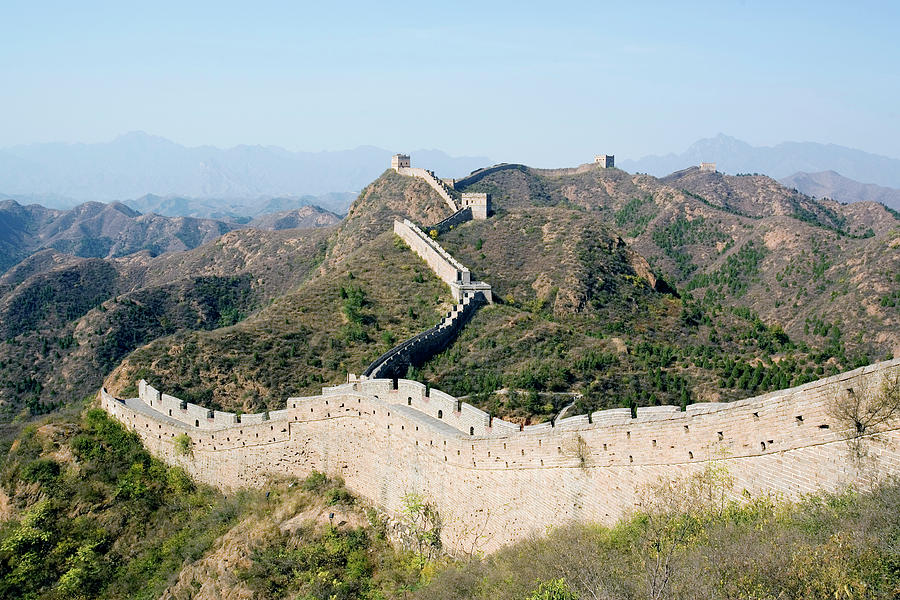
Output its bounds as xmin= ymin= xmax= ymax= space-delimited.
xmin=102 ymin=358 xmax=900 ymax=554
xmin=363 ymin=293 xmax=484 ymax=380
xmin=395 ymin=167 xmax=458 ymax=212
xmin=432 ymin=207 xmax=473 ymax=234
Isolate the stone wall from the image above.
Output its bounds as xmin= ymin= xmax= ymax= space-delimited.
xmin=595 ymin=155 xmax=615 ymax=168
xmin=461 ymin=193 xmax=490 ymax=220
xmin=453 ymin=163 xmax=528 ymax=189
xmin=395 ymin=167 xmax=458 ymax=212
xmin=363 ymin=293 xmax=484 ymax=379
xmin=391 ymin=154 xmax=410 ymax=170
xmin=394 ymin=218 xmax=471 ymax=288
xmin=102 ymin=358 xmax=900 ymax=555
xmin=432 ymin=207 xmax=473 ymax=234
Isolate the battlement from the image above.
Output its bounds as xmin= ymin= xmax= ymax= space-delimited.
xmin=101 ymin=357 xmax=900 ymax=554
xmin=391 ymin=153 xmax=410 ymax=170
xmin=700 ymin=162 xmax=717 ymax=172
xmin=362 ymin=293 xmax=485 ymax=380
xmin=97 ymin=151 xmax=900 ymax=554
xmin=394 ymin=218 xmax=469 ymax=286
xmin=391 ymin=154 xmax=458 ymax=212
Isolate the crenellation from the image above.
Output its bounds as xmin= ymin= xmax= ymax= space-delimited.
xmin=391 ymin=156 xmax=458 ymax=212
xmin=99 ymin=157 xmax=900 ymax=555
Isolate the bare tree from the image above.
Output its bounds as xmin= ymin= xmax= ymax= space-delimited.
xmin=563 ymin=434 xmax=590 ymax=469
xmin=830 ymin=371 xmax=900 ymax=465
xmin=635 ymin=462 xmax=734 ymax=600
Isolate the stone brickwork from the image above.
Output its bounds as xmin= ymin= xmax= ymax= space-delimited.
xmin=700 ymin=162 xmax=717 ymax=172
xmin=453 ymin=163 xmax=526 ymax=188
xmin=391 ymin=154 xmax=410 ymax=170
xmin=394 ymin=218 xmax=470 ymax=290
xmin=393 ymin=161 xmax=458 ymax=212
xmin=102 ymin=358 xmax=900 ymax=555
xmin=432 ymin=207 xmax=473 ymax=234
xmin=461 ymin=192 xmax=491 ymax=220
xmin=595 ymin=154 xmax=615 ymax=168
xmin=393 ymin=218 xmax=492 ymax=303
xmin=365 ymin=219 xmax=491 ymax=379
xmin=363 ymin=293 xmax=484 ymax=379
xmin=99 ymin=154 xmax=900 ymax=554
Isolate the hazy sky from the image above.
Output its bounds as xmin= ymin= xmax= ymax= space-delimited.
xmin=2 ymin=0 xmax=898 ymax=166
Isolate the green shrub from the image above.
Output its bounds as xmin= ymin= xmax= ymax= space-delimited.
xmin=526 ymin=579 xmax=579 ymax=600
xmin=301 ymin=470 xmax=328 ymax=492
xmin=326 ymin=487 xmax=354 ymax=506
xmin=174 ymin=434 xmax=192 ymax=456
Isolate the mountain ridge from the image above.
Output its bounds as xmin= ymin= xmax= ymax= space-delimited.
xmin=0 ymin=132 xmax=490 ymax=203
xmin=621 ymin=134 xmax=900 ymax=187
xmin=780 ymin=170 xmax=900 ymax=211
xmin=0 ymin=198 xmax=340 ymax=275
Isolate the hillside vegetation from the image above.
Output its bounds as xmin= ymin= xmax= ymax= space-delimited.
xmin=0 ymin=405 xmax=424 ymax=600
xmin=0 ymin=227 xmax=333 ymax=417
xmin=2 ymin=403 xmax=898 ymax=600
xmin=0 ymin=160 xmax=899 ymax=598
xmin=416 ymin=466 xmax=900 ymax=600
xmin=107 ymin=164 xmax=899 ymax=422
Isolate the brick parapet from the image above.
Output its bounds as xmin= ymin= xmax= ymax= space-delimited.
xmin=394 ymin=218 xmax=470 ymax=287
xmin=102 ymin=358 xmax=900 ymax=554
xmin=432 ymin=207 xmax=473 ymax=234
xmin=362 ymin=294 xmax=484 ymax=380
xmin=395 ymin=167 xmax=458 ymax=212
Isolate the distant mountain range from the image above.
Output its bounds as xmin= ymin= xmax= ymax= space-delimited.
xmin=780 ymin=171 xmax=900 ymax=211
xmin=0 ymin=198 xmax=340 ymax=274
xmin=0 ymin=132 xmax=490 ymax=207
xmin=620 ymin=134 xmax=900 ymax=188
xmin=123 ymin=192 xmax=357 ymax=220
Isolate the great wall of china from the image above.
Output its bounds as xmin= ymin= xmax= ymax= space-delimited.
xmin=101 ymin=155 xmax=900 ymax=554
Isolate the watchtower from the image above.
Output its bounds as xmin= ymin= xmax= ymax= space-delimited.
xmin=461 ymin=192 xmax=491 ymax=220
xmin=699 ymin=162 xmax=717 ymax=173
xmin=391 ymin=154 xmax=411 ymax=171
xmin=595 ymin=155 xmax=615 ymax=168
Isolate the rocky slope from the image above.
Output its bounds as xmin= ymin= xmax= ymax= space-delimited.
xmin=0 ymin=226 xmax=333 ymax=417
xmin=246 ymin=205 xmax=341 ymax=231
xmin=0 ymin=198 xmax=341 ymax=276
xmin=105 ymin=163 xmax=898 ymax=421
xmin=457 ymin=164 xmax=899 ymax=359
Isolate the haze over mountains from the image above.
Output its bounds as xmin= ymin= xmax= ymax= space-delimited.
xmin=123 ymin=191 xmax=357 ymax=221
xmin=620 ymin=134 xmax=900 ymax=189
xmin=5 ymin=132 xmax=900 ymax=218
xmin=780 ymin=171 xmax=900 ymax=211
xmin=0 ymin=198 xmax=340 ymax=273
xmin=0 ymin=131 xmax=490 ymax=207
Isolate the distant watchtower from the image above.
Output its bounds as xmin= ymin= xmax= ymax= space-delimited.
xmin=699 ymin=162 xmax=717 ymax=173
xmin=461 ymin=192 xmax=491 ymax=220
xmin=595 ymin=154 xmax=615 ymax=168
xmin=391 ymin=154 xmax=411 ymax=171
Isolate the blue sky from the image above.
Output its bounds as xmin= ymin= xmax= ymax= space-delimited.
xmin=1 ymin=0 xmax=898 ymax=166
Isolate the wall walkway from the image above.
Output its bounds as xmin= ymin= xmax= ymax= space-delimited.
xmin=363 ymin=293 xmax=484 ymax=379
xmin=396 ymin=167 xmax=458 ymax=212
xmin=101 ymin=358 xmax=900 ymax=554
xmin=432 ymin=207 xmax=473 ymax=234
